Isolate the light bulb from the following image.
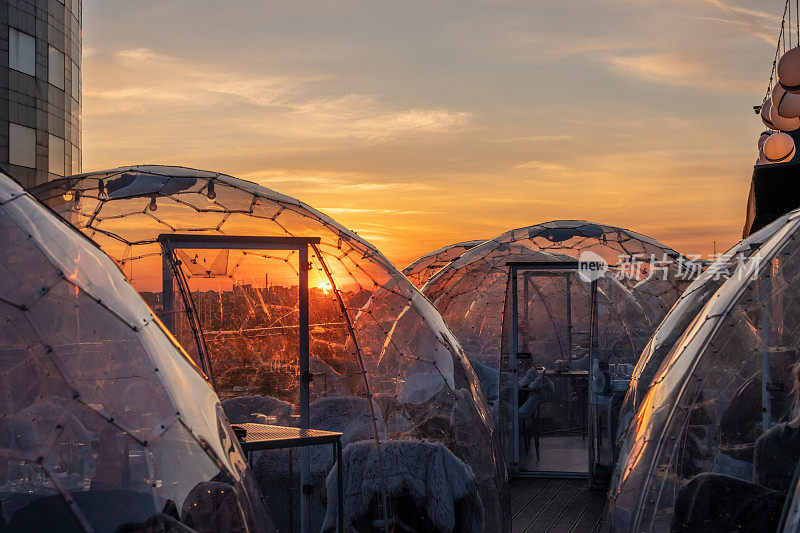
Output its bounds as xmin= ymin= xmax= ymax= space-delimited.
xmin=149 ymin=197 xmax=158 ymax=211
xmin=207 ymin=182 xmax=216 ymax=200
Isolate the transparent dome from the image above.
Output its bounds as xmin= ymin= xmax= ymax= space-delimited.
xmin=616 ymin=213 xmax=794 ymax=449
xmin=402 ymin=240 xmax=486 ymax=287
xmin=0 ymin=172 xmax=273 ymax=532
xmin=30 ymin=165 xmax=510 ymax=532
xmin=421 ymin=222 xmax=685 ymax=400
xmin=423 ymin=221 xmax=688 ymax=475
xmin=606 ymin=209 xmax=800 ymax=532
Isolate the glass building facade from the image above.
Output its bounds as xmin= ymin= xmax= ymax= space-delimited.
xmin=0 ymin=0 xmax=81 ymax=188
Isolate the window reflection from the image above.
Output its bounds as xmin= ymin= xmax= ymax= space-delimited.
xmin=9 ymin=28 xmax=35 ymax=77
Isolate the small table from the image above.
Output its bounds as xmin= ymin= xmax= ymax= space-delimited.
xmin=233 ymin=423 xmax=344 ymax=533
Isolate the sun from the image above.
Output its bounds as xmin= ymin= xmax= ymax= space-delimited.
xmin=317 ymin=281 xmax=332 ymax=294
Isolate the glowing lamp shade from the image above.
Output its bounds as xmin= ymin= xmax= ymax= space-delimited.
xmin=778 ymin=47 xmax=800 ymax=92
xmin=770 ymin=100 xmax=800 ymax=131
xmin=773 ymin=83 xmax=800 ymax=118
xmin=762 ymin=132 xmax=796 ymax=163
xmin=758 ymin=131 xmax=773 ymax=150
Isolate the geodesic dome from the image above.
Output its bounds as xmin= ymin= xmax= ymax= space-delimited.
xmin=422 ymin=221 xmax=681 ymax=476
xmin=420 ymin=235 xmax=658 ymax=474
xmin=0 ymin=172 xmax=273 ymax=532
xmin=30 ymin=165 xmax=510 ymax=532
xmin=420 ymin=222 xmax=685 ymax=399
xmin=616 ymin=213 xmax=793 ymax=449
xmin=606 ymin=208 xmax=800 ymax=532
xmin=402 ymin=240 xmax=486 ymax=287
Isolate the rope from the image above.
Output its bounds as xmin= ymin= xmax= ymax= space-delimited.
xmin=764 ymin=0 xmax=791 ymax=105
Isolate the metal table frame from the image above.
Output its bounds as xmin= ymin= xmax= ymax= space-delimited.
xmin=234 ymin=423 xmax=344 ymax=533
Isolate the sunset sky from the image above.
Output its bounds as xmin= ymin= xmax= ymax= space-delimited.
xmin=82 ymin=0 xmax=779 ymax=267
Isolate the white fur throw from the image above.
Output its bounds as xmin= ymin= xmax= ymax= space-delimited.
xmin=252 ymin=395 xmax=387 ymax=532
xmin=321 ymin=440 xmax=484 ymax=533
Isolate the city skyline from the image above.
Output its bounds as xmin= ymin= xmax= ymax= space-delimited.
xmin=81 ymin=0 xmax=777 ymax=267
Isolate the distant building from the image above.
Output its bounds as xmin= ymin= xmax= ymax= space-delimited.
xmin=1 ymin=0 xmax=81 ymax=187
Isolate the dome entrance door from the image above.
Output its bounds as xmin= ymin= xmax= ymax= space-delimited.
xmin=504 ymin=261 xmax=602 ymax=483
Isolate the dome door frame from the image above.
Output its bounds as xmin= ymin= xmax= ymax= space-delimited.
xmin=159 ymin=233 xmax=321 ymax=532
xmin=506 ymin=260 xmax=600 ymax=483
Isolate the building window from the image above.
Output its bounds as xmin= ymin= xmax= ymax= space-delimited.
xmin=9 ymin=28 xmax=35 ymax=77
xmin=48 ymin=46 xmax=65 ymax=90
xmin=9 ymin=124 xmax=36 ymax=168
xmin=49 ymin=135 xmax=65 ymax=176
xmin=71 ymin=144 xmax=80 ymax=174
xmin=71 ymin=61 xmax=80 ymax=102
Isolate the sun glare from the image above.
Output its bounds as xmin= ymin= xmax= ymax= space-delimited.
xmin=317 ymin=280 xmax=332 ymax=294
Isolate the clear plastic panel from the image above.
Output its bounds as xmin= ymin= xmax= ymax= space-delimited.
xmin=423 ymin=237 xmax=653 ymax=480
xmin=27 ymin=280 xmax=176 ymax=442
xmin=0 ymin=208 xmax=63 ymax=309
xmin=402 ymin=240 xmax=486 ymax=287
xmin=4 ymin=195 xmax=152 ymax=329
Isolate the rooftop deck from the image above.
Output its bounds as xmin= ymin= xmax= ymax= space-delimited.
xmin=510 ymin=477 xmax=605 ymax=533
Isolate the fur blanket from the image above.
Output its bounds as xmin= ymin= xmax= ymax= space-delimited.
xmin=252 ymin=395 xmax=386 ymax=532
xmin=321 ymin=440 xmax=484 ymax=533
xmin=471 ymin=360 xmax=499 ymax=404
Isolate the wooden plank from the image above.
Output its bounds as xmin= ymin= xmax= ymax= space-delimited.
xmin=570 ymin=490 xmax=606 ymax=533
xmin=511 ymin=478 xmax=550 ymax=518
xmin=522 ymin=479 xmax=585 ymax=533
xmin=545 ymin=481 xmax=595 ymax=533
xmin=512 ymin=479 xmax=568 ymax=533
xmin=510 ymin=477 xmax=532 ymax=500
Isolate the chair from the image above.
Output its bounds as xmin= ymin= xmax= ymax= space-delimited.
xmin=321 ymin=440 xmax=484 ymax=533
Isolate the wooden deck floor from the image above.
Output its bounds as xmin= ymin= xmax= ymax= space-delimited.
xmin=510 ymin=477 xmax=605 ymax=533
